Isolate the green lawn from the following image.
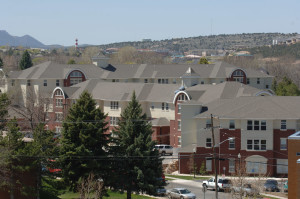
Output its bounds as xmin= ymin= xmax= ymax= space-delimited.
xmin=166 ymin=174 xmax=209 ymax=180
xmin=59 ymin=190 xmax=154 ymax=199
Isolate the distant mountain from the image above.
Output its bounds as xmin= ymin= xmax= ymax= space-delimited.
xmin=0 ymin=30 xmax=47 ymax=48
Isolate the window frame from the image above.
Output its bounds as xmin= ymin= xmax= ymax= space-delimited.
xmin=229 ymin=120 xmax=235 ymax=129
xmin=55 ymin=99 xmax=63 ymax=107
xmin=280 ymin=138 xmax=287 ymax=150
xmin=177 ymin=120 xmax=181 ymax=131
xmin=27 ymin=80 xmax=31 ymax=86
xmin=206 ymin=138 xmax=212 ymax=148
xmin=281 ymin=120 xmax=287 ymax=130
xmin=44 ymin=80 xmax=47 ymax=87
xmin=56 ymin=79 xmax=60 ymax=86
xmin=247 ymin=139 xmax=267 ymax=151
xmin=229 ymin=137 xmax=235 ymax=149
xmin=110 ymin=101 xmax=119 ymax=110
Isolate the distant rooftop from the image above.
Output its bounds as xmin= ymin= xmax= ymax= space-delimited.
xmin=288 ymin=131 xmax=300 ymax=140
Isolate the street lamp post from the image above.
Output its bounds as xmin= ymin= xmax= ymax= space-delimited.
xmin=192 ymin=143 xmax=196 ymax=178
xmin=238 ymin=153 xmax=241 ymax=176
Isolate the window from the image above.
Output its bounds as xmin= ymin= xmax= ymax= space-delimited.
xmin=56 ymin=99 xmax=63 ymax=107
xmin=158 ymin=78 xmax=168 ymax=84
xmin=70 ymin=78 xmax=82 ymax=86
xmin=247 ymin=120 xmax=253 ymax=130
xmin=201 ymin=81 xmax=204 ymax=84
xmin=178 ymin=104 xmax=181 ymax=114
xmin=178 ymin=120 xmax=181 ymax=131
xmin=158 ymin=79 xmax=161 ymax=84
xmin=257 ymin=78 xmax=260 ymax=84
xmin=206 ymin=158 xmax=212 ymax=171
xmin=178 ymin=94 xmax=188 ymax=101
xmin=166 ymin=103 xmax=169 ymax=111
xmin=206 ymin=138 xmax=212 ymax=148
xmin=178 ymin=136 xmax=181 ymax=146
xmin=144 ymin=79 xmax=148 ymax=83
xmin=161 ymin=103 xmax=165 ymax=110
xmin=266 ymin=85 xmax=269 ymax=89
xmin=56 ymin=79 xmax=60 ymax=86
xmin=27 ymin=80 xmax=31 ymax=86
xmin=281 ymin=120 xmax=287 ymax=130
xmin=229 ymin=159 xmax=235 ymax=172
xmin=11 ymin=80 xmax=15 ymax=86
xmin=44 ymin=80 xmax=47 ymax=87
xmin=151 ymin=103 xmax=154 ymax=110
xmin=261 ymin=120 xmax=267 ymax=130
xmin=254 ymin=120 xmax=260 ymax=130
xmin=206 ymin=119 xmax=212 ymax=128
xmin=55 ymin=112 xmax=63 ymax=121
xmin=112 ymin=79 xmax=119 ymax=82
xmin=229 ymin=138 xmax=235 ymax=149
xmin=70 ymin=71 xmax=83 ymax=77
xmin=247 ymin=78 xmax=250 ymax=84
xmin=110 ymin=101 xmax=119 ymax=110
xmin=173 ymin=79 xmax=177 ymax=84
xmin=55 ymin=89 xmax=63 ymax=96
xmin=280 ymin=138 xmax=287 ymax=150
xmin=110 ymin=117 xmax=119 ymax=126
xmin=229 ymin=120 xmax=235 ymax=129
xmin=247 ymin=139 xmax=267 ymax=151
xmin=69 ymin=71 xmax=84 ymax=86
xmin=55 ymin=126 xmax=62 ymax=134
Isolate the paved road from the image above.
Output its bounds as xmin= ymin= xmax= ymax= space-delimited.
xmin=164 ymin=178 xmax=232 ymax=199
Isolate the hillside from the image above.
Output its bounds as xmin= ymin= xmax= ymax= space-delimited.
xmin=0 ymin=30 xmax=46 ymax=48
xmin=98 ymin=33 xmax=297 ymax=52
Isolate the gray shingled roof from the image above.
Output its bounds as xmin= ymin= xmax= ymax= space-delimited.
xmin=151 ymin=117 xmax=170 ymax=126
xmin=193 ymin=96 xmax=300 ymax=120
xmin=8 ymin=61 xmax=272 ymax=80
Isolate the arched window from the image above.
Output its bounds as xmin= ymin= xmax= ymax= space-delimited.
xmin=55 ymin=89 xmax=63 ymax=96
xmin=69 ymin=70 xmax=84 ymax=86
xmin=231 ymin=69 xmax=246 ymax=84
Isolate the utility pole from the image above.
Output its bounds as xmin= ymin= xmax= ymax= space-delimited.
xmin=211 ymin=114 xmax=218 ymax=199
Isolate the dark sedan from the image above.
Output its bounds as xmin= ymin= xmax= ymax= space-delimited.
xmin=264 ymin=179 xmax=280 ymax=192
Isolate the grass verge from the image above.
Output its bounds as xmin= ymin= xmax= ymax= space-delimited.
xmin=165 ymin=174 xmax=209 ymax=180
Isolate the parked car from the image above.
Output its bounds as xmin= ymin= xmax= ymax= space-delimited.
xmin=264 ymin=179 xmax=280 ymax=192
xmin=283 ymin=181 xmax=288 ymax=192
xmin=154 ymin=144 xmax=173 ymax=156
xmin=231 ymin=183 xmax=260 ymax=197
xmin=202 ymin=177 xmax=232 ymax=192
xmin=167 ymin=188 xmax=196 ymax=199
xmin=156 ymin=187 xmax=167 ymax=196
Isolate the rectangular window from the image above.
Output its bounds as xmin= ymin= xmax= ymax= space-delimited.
xmin=56 ymin=99 xmax=63 ymax=107
xmin=110 ymin=116 xmax=119 ymax=126
xmin=257 ymin=78 xmax=260 ymax=84
xmin=44 ymin=80 xmax=47 ymax=87
xmin=229 ymin=120 xmax=235 ymax=129
xmin=178 ymin=120 xmax=181 ymax=131
xmin=281 ymin=120 xmax=287 ymax=130
xmin=206 ymin=159 xmax=212 ymax=171
xmin=158 ymin=79 xmax=161 ymax=84
xmin=247 ymin=140 xmax=253 ymax=150
xmin=144 ymin=79 xmax=148 ymax=83
xmin=266 ymin=85 xmax=269 ymax=89
xmin=247 ymin=139 xmax=266 ymax=151
xmin=110 ymin=101 xmax=119 ymax=110
xmin=247 ymin=120 xmax=253 ymax=130
xmin=165 ymin=103 xmax=169 ymax=111
xmin=27 ymin=80 xmax=31 ymax=86
xmin=55 ymin=112 xmax=63 ymax=121
xmin=229 ymin=138 xmax=235 ymax=149
xmin=206 ymin=138 xmax=212 ymax=148
xmin=229 ymin=159 xmax=235 ymax=172
xmin=178 ymin=136 xmax=181 ymax=146
xmin=55 ymin=126 xmax=62 ymax=134
xmin=11 ymin=80 xmax=15 ymax=86
xmin=56 ymin=79 xmax=60 ymax=86
xmin=247 ymin=78 xmax=250 ymax=84
xmin=280 ymin=138 xmax=287 ymax=150
xmin=206 ymin=119 xmax=212 ymax=129
xmin=261 ymin=120 xmax=267 ymax=130
xmin=201 ymin=81 xmax=204 ymax=84
xmin=161 ymin=103 xmax=165 ymax=110
xmin=151 ymin=103 xmax=154 ymax=110
xmin=165 ymin=79 xmax=168 ymax=84
xmin=178 ymin=104 xmax=181 ymax=114
xmin=254 ymin=120 xmax=260 ymax=130
xmin=173 ymin=79 xmax=177 ymax=84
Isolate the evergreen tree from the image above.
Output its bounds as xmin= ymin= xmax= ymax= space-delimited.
xmin=19 ymin=50 xmax=33 ymax=70
xmin=0 ymin=57 xmax=3 ymax=68
xmin=67 ymin=59 xmax=76 ymax=64
xmin=112 ymin=92 xmax=163 ymax=199
xmin=275 ymin=77 xmax=300 ymax=96
xmin=60 ymin=90 xmax=109 ymax=191
xmin=0 ymin=118 xmax=31 ymax=198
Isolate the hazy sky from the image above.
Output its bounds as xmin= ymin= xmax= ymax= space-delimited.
xmin=1 ymin=0 xmax=299 ymax=46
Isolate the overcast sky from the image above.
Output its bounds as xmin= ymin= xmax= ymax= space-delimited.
xmin=1 ymin=0 xmax=299 ymax=46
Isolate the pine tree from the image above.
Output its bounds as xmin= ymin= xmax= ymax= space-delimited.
xmin=112 ymin=92 xmax=163 ymax=199
xmin=19 ymin=50 xmax=33 ymax=70
xmin=275 ymin=77 xmax=300 ymax=96
xmin=198 ymin=57 xmax=209 ymax=64
xmin=60 ymin=90 xmax=109 ymax=191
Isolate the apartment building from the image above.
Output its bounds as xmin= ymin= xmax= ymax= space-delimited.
xmin=179 ymin=96 xmax=300 ymax=176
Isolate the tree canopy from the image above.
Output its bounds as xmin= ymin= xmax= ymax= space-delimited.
xmin=273 ymin=77 xmax=300 ymax=96
xmin=112 ymin=92 xmax=162 ymax=199
xmin=19 ymin=50 xmax=33 ymax=70
xmin=198 ymin=57 xmax=209 ymax=64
